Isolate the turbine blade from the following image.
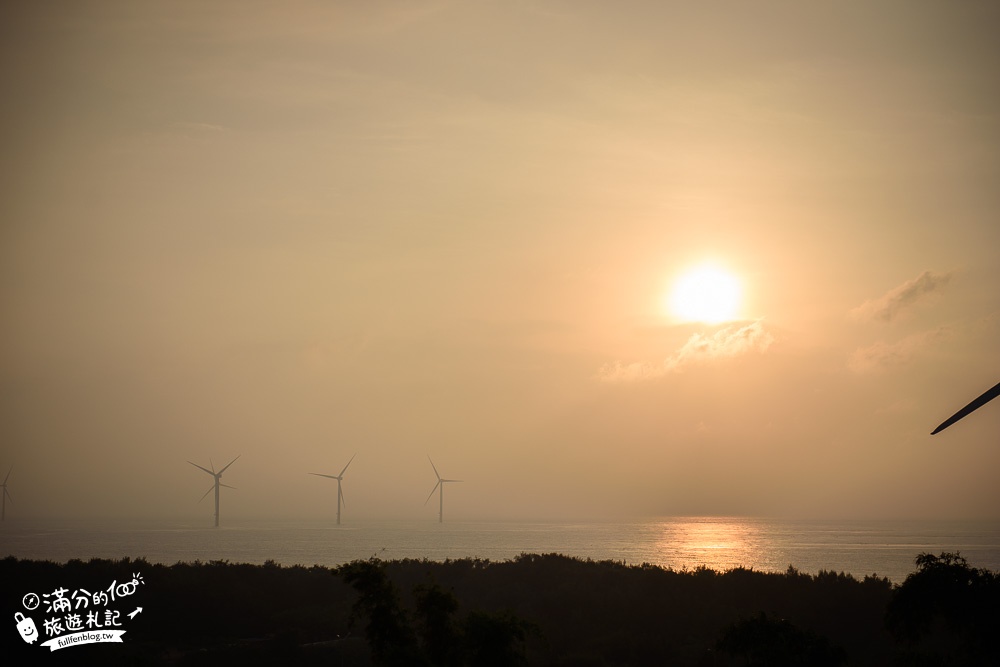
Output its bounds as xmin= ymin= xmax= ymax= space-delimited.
xmin=220 ymin=483 xmax=236 ymax=490
xmin=424 ymin=481 xmax=440 ymax=505
xmin=4 ymin=488 xmax=12 ymax=503
xmin=932 ymin=380 xmax=1000 ymax=434
xmin=218 ymin=455 xmax=241 ymax=475
xmin=339 ymin=453 xmax=356 ymax=477
xmin=188 ymin=461 xmax=215 ymax=476
xmin=339 ymin=485 xmax=346 ymax=509
xmin=3 ymin=466 xmax=10 ymax=484
xmin=428 ymin=456 xmax=441 ymax=481
xmin=310 ymin=473 xmax=339 ymax=479
xmin=198 ymin=485 xmax=214 ymax=503
xmin=442 ymin=479 xmax=463 ymax=483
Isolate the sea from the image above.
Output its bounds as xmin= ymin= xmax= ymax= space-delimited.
xmin=3 ymin=517 xmax=1000 ymax=584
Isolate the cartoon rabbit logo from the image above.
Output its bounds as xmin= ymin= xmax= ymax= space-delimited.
xmin=15 ymin=612 xmax=39 ymax=644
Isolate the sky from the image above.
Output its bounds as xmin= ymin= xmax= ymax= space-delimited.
xmin=1 ymin=1 xmax=998 ymax=523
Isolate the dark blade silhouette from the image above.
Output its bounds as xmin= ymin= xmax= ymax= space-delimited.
xmin=931 ymin=380 xmax=1000 ymax=435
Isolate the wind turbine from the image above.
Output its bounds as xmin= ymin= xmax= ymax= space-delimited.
xmin=931 ymin=380 xmax=1000 ymax=435
xmin=310 ymin=453 xmax=355 ymax=525
xmin=1 ymin=467 xmax=11 ymax=521
xmin=424 ymin=457 xmax=462 ymax=523
xmin=188 ymin=456 xmax=240 ymax=527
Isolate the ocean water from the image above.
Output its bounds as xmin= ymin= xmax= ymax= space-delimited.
xmin=3 ymin=517 xmax=999 ymax=584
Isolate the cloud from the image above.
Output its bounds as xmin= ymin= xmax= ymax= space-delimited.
xmin=598 ymin=320 xmax=775 ymax=383
xmin=850 ymin=270 xmax=953 ymax=323
xmin=848 ymin=327 xmax=951 ymax=374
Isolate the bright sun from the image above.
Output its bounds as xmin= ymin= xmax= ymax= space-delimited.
xmin=668 ymin=264 xmax=742 ymax=324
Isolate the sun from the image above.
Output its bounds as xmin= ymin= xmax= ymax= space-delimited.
xmin=667 ymin=264 xmax=742 ymax=324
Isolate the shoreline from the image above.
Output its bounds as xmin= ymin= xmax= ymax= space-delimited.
xmin=5 ymin=516 xmax=1000 ymax=585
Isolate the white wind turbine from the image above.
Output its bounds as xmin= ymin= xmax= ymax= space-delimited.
xmin=310 ymin=453 xmax=356 ymax=525
xmin=425 ymin=457 xmax=462 ymax=523
xmin=188 ymin=456 xmax=240 ymax=527
xmin=1 ymin=466 xmax=11 ymax=520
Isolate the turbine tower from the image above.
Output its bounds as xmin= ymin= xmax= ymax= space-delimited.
xmin=1 ymin=467 xmax=11 ymax=521
xmin=310 ymin=453 xmax=356 ymax=525
xmin=932 ymin=380 xmax=1000 ymax=435
xmin=188 ymin=456 xmax=240 ymax=527
xmin=424 ymin=457 xmax=462 ymax=523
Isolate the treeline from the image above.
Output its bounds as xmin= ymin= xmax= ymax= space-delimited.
xmin=2 ymin=551 xmax=997 ymax=666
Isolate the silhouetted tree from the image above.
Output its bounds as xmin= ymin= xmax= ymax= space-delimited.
xmin=886 ymin=552 xmax=1000 ymax=666
xmin=338 ymin=558 xmax=419 ymax=666
xmin=3 ymin=552 xmax=931 ymax=666
xmin=336 ymin=559 xmax=540 ymax=666
xmin=716 ymin=612 xmax=846 ymax=667
xmin=413 ymin=580 xmax=461 ymax=667
xmin=462 ymin=609 xmax=537 ymax=667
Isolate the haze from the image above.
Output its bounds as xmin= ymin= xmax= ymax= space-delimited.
xmin=1 ymin=1 xmax=998 ymax=523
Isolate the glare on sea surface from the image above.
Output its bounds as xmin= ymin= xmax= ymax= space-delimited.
xmin=655 ymin=517 xmax=773 ymax=573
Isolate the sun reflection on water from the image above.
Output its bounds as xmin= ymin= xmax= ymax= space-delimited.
xmin=654 ymin=517 xmax=778 ymax=573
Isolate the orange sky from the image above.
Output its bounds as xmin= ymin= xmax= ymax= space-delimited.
xmin=1 ymin=1 xmax=998 ymax=522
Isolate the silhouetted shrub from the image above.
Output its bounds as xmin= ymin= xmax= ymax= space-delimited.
xmin=337 ymin=558 xmax=538 ymax=666
xmin=413 ymin=580 xmax=462 ymax=667
xmin=338 ymin=558 xmax=419 ymax=666
xmin=716 ymin=612 xmax=847 ymax=666
xmin=461 ymin=609 xmax=537 ymax=667
xmin=886 ymin=552 xmax=1000 ymax=666
xmin=4 ymin=551 xmax=995 ymax=666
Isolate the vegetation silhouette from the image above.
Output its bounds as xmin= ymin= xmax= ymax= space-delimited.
xmin=1 ymin=551 xmax=996 ymax=666
xmin=338 ymin=557 xmax=536 ymax=666
xmin=716 ymin=611 xmax=847 ymax=666
xmin=413 ymin=580 xmax=462 ymax=666
xmin=886 ymin=552 xmax=1000 ymax=666
xmin=339 ymin=558 xmax=420 ymax=665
